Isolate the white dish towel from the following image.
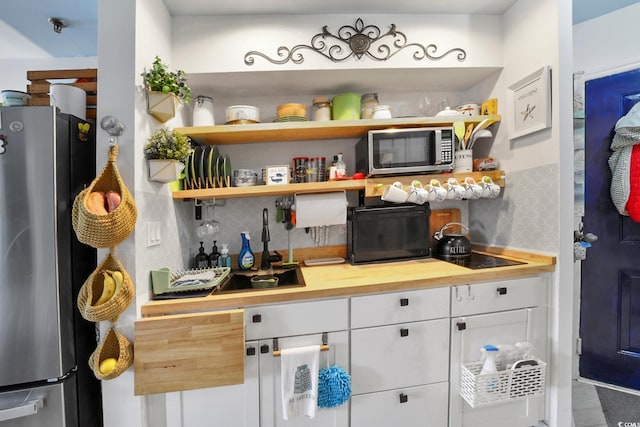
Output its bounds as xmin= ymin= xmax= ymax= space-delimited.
xmin=280 ymin=345 xmax=320 ymax=420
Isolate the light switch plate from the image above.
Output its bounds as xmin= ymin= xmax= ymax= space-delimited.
xmin=147 ymin=221 xmax=161 ymax=247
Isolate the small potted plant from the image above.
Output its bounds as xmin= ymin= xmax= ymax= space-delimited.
xmin=144 ymin=128 xmax=192 ymax=183
xmin=141 ymin=56 xmax=192 ymax=123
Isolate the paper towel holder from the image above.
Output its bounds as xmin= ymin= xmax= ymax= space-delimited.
xmin=294 ymin=191 xmax=348 ymax=229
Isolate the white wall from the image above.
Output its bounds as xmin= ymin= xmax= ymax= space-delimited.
xmin=574 ymin=2 xmax=640 ymax=75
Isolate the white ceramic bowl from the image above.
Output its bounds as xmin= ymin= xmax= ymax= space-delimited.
xmin=225 ymin=105 xmax=260 ymax=124
xmin=1 ymin=90 xmax=30 ymax=106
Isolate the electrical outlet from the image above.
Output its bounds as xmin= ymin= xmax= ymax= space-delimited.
xmin=147 ymin=221 xmax=161 ymax=247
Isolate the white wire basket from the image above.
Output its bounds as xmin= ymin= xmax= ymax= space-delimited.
xmin=459 ymin=357 xmax=546 ymax=408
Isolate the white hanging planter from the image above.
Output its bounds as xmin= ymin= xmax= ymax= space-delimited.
xmin=147 ymin=91 xmax=181 ymax=123
xmin=148 ymin=159 xmax=185 ymax=183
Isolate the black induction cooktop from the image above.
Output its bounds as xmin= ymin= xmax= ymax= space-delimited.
xmin=437 ymin=252 xmax=526 ymax=269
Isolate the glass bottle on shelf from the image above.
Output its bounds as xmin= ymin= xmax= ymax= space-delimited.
xmin=195 ymin=242 xmax=209 ymax=269
xmin=209 ymin=240 xmax=220 ymax=267
xmin=335 ymin=153 xmax=346 ymax=179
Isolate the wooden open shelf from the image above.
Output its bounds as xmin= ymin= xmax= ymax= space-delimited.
xmin=171 ymin=116 xmax=503 ymax=200
xmin=171 ymin=170 xmax=504 ymax=201
xmin=177 ymin=115 xmax=501 ymax=145
xmin=172 ymin=179 xmax=365 ymax=200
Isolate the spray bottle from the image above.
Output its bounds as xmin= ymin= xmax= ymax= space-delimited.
xmin=238 ymin=232 xmax=255 ymax=270
xmin=480 ymin=344 xmax=499 ymax=393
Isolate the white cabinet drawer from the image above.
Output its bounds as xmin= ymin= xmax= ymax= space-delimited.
xmin=451 ymin=276 xmax=547 ymax=317
xmin=245 ymin=298 xmax=348 ymax=340
xmin=351 ymin=318 xmax=449 ymax=394
xmin=351 ymin=382 xmax=449 ymax=427
xmin=351 ymin=287 xmax=449 ymax=329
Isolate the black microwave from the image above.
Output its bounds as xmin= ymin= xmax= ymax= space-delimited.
xmin=347 ymin=204 xmax=431 ymax=264
xmin=355 ymin=127 xmax=454 ymax=176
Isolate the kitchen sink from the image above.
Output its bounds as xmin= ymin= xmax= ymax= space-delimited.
xmin=215 ymin=266 xmax=306 ymax=293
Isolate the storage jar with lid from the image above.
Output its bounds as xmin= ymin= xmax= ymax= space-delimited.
xmin=332 ymin=93 xmax=361 ymax=120
xmin=312 ymin=97 xmax=331 ymax=121
xmin=193 ymin=95 xmax=215 ymax=126
xmin=372 ymin=104 xmax=392 ymax=119
xmin=361 ymin=93 xmax=379 ymax=119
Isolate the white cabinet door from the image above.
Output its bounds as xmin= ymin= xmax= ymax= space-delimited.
xmin=175 ymin=341 xmax=260 ymax=427
xmin=351 ymin=318 xmax=450 ymax=394
xmin=351 ymin=382 xmax=449 ymax=427
xmin=259 ymin=331 xmax=349 ymax=427
xmin=449 ymin=307 xmax=547 ymax=427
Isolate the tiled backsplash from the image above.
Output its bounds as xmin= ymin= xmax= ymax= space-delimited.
xmin=470 ymin=164 xmax=559 ymax=252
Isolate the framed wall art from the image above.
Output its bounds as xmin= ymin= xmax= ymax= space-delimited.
xmin=506 ymin=65 xmax=551 ymax=139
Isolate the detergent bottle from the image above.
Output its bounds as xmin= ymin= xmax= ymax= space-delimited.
xmin=238 ymin=232 xmax=255 ymax=270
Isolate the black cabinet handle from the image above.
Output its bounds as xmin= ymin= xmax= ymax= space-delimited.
xmin=400 ymin=328 xmax=409 ymax=337
xmin=246 ymin=347 xmax=256 ymax=356
xmin=260 ymin=344 xmax=270 ymax=354
xmin=400 ymin=298 xmax=409 ymax=307
xmin=457 ymin=322 xmax=466 ymax=331
xmin=252 ymin=314 xmax=262 ymax=323
xmin=497 ymin=287 xmax=508 ymax=295
xmin=399 ymin=393 xmax=408 ymax=403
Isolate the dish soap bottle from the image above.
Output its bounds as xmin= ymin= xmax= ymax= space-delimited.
xmin=238 ymin=232 xmax=255 ymax=270
xmin=209 ymin=240 xmax=220 ymax=267
xmin=195 ymin=242 xmax=209 ymax=269
xmin=218 ymin=244 xmax=231 ymax=268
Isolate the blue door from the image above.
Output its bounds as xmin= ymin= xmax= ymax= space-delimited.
xmin=581 ymin=67 xmax=640 ymax=390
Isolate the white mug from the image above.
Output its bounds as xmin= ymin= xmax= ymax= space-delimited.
xmin=481 ymin=176 xmax=501 ymax=198
xmin=407 ymin=186 xmax=429 ymax=205
xmin=463 ymin=177 xmax=482 ymax=199
xmin=443 ymin=177 xmax=465 ymax=200
xmin=426 ymin=179 xmax=447 ymax=202
xmin=381 ymin=181 xmax=409 ymax=203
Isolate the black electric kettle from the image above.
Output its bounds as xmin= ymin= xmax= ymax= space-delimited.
xmin=433 ymin=222 xmax=472 ymax=259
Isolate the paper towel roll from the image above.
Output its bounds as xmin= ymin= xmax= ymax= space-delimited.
xmin=295 ymin=192 xmax=347 ymax=228
xmin=50 ymin=84 xmax=86 ymax=119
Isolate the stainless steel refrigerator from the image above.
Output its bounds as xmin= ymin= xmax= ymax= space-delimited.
xmin=0 ymin=106 xmax=102 ymax=426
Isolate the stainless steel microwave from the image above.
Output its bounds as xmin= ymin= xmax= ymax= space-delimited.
xmin=355 ymin=127 xmax=454 ymax=176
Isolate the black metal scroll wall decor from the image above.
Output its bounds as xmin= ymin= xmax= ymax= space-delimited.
xmin=244 ymin=18 xmax=467 ymax=66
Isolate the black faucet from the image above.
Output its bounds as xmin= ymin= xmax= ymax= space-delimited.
xmin=260 ymin=208 xmax=282 ymax=270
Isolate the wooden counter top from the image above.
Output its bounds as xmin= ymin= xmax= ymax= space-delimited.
xmin=140 ymin=246 xmax=555 ymax=317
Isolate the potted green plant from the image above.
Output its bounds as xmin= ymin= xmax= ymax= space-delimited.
xmin=141 ymin=56 xmax=192 ymax=123
xmin=144 ymin=128 xmax=192 ymax=183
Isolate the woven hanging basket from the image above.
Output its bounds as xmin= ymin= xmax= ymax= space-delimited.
xmin=89 ymin=326 xmax=134 ymax=380
xmin=72 ymin=144 xmax=137 ymax=248
xmin=77 ymin=252 xmax=134 ymax=322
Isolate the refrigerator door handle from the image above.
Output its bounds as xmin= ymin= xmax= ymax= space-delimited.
xmin=0 ymin=398 xmax=44 ymax=422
